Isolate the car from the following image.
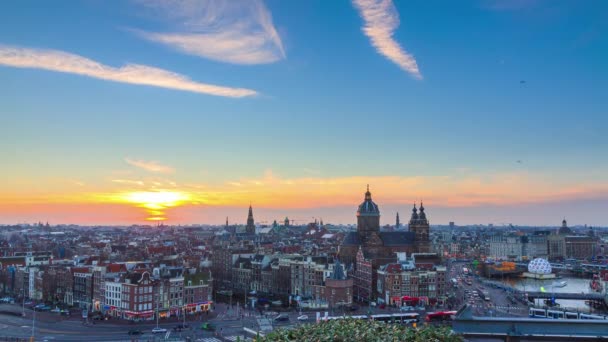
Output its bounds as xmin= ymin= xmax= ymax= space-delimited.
xmin=200 ymin=323 xmax=215 ymax=331
xmin=152 ymin=327 xmax=167 ymax=334
xmin=400 ymin=306 xmax=414 ymax=312
xmin=297 ymin=315 xmax=308 ymax=321
xmin=127 ymin=329 xmax=143 ymax=335
xmin=349 ymin=305 xmax=359 ymax=311
xmin=274 ymin=314 xmax=289 ymax=322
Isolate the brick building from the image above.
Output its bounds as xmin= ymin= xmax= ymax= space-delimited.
xmin=122 ymin=271 xmax=155 ymax=321
xmin=376 ymin=253 xmax=446 ymax=306
xmin=339 ymin=187 xmax=432 ymax=301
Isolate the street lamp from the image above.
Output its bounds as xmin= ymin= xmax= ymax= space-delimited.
xmin=30 ymin=305 xmax=36 ymax=342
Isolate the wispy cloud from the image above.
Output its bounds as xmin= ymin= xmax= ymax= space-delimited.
xmin=133 ymin=0 xmax=285 ymax=65
xmin=0 ymin=44 xmax=257 ymax=97
xmin=481 ymin=0 xmax=540 ymax=11
xmin=124 ymin=158 xmax=175 ymax=174
xmin=111 ymin=179 xmax=146 ymax=186
xmin=352 ymin=0 xmax=422 ymax=79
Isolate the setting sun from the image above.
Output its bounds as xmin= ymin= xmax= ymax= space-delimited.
xmin=117 ymin=191 xmax=190 ymax=221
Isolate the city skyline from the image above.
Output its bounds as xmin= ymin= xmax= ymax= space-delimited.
xmin=1 ymin=0 xmax=607 ymax=226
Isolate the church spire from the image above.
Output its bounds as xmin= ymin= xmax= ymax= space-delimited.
xmin=410 ymin=203 xmax=418 ymax=221
xmin=246 ymin=204 xmax=255 ymax=234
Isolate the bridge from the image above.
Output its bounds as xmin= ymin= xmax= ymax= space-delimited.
xmin=452 ymin=305 xmax=608 ymax=341
xmin=526 ymin=291 xmax=606 ymax=302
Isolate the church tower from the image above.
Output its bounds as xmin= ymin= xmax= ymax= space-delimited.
xmin=357 ymin=185 xmax=381 ymax=246
xmin=246 ymin=204 xmax=256 ymax=234
xmin=409 ymin=202 xmax=430 ymax=252
xmin=396 ymin=212 xmax=400 ymax=229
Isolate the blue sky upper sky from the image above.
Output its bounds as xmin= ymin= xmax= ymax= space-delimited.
xmin=1 ymin=0 xmax=607 ymax=226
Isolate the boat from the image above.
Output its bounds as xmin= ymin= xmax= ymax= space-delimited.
xmin=552 ymin=281 xmax=567 ymax=288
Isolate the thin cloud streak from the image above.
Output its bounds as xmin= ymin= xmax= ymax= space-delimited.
xmin=134 ymin=0 xmax=285 ymax=65
xmin=111 ymin=179 xmax=145 ymax=186
xmin=124 ymin=158 xmax=175 ymax=174
xmin=0 ymin=44 xmax=257 ymax=97
xmin=352 ymin=0 xmax=422 ymax=79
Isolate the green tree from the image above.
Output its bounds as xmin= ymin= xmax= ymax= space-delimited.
xmin=257 ymin=318 xmax=462 ymax=342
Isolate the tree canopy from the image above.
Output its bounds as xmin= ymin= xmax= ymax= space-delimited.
xmin=257 ymin=318 xmax=463 ymax=342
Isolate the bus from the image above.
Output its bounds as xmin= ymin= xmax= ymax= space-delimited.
xmin=392 ymin=313 xmax=420 ymax=323
xmin=425 ymin=311 xmax=457 ymax=322
xmin=371 ymin=313 xmax=419 ymax=324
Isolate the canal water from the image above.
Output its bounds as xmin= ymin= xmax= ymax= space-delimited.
xmin=500 ymin=277 xmax=605 ymax=312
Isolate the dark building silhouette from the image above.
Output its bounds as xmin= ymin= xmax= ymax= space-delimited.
xmin=246 ymin=204 xmax=256 ymax=234
xmin=558 ymin=218 xmax=572 ymax=235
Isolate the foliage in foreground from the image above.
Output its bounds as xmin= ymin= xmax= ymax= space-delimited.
xmin=257 ymin=318 xmax=463 ymax=342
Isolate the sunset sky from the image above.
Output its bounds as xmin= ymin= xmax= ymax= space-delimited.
xmin=1 ymin=0 xmax=607 ymax=226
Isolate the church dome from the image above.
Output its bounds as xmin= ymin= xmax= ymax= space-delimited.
xmin=357 ymin=185 xmax=379 ymax=216
xmin=528 ymin=258 xmax=552 ymax=274
xmin=558 ymin=219 xmax=572 ymax=235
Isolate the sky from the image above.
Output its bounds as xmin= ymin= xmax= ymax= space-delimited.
xmin=1 ymin=0 xmax=607 ymax=226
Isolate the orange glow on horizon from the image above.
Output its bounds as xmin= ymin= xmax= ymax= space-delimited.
xmin=2 ymin=171 xmax=608 ymax=223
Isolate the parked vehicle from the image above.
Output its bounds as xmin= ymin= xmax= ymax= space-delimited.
xmin=274 ymin=314 xmax=289 ymax=322
xmin=127 ymin=329 xmax=143 ymax=335
xmin=297 ymin=315 xmax=308 ymax=321
xmin=200 ymin=323 xmax=215 ymax=331
xmin=152 ymin=327 xmax=167 ymax=334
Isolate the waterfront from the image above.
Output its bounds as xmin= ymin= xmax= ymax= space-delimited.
xmin=501 ymin=276 xmax=606 ymax=312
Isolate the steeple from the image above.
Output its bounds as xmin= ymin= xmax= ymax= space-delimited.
xmin=246 ymin=204 xmax=255 ymax=234
xmin=396 ymin=212 xmax=400 ymax=228
xmin=418 ymin=201 xmax=427 ymax=220
xmin=410 ymin=203 xmax=418 ymax=221
xmin=409 ymin=201 xmax=430 ymax=253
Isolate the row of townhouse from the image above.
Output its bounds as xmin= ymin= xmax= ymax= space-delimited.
xmin=212 ymin=247 xmax=353 ymax=309
xmin=1 ymin=260 xmax=212 ymax=321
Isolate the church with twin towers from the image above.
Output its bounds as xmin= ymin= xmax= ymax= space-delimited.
xmin=338 ymin=185 xmax=431 ymax=269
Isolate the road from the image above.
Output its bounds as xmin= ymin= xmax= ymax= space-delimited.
xmin=0 ymin=303 xmax=256 ymax=342
xmin=448 ymin=261 xmax=528 ymax=318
